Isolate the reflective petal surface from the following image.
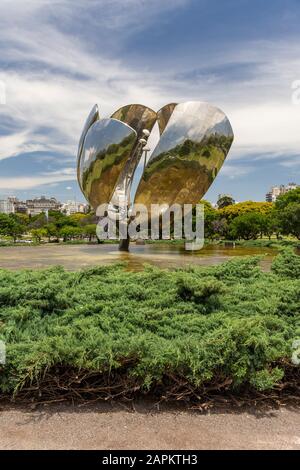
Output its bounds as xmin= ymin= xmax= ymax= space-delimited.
xmin=109 ymin=104 xmax=157 ymax=207
xmin=111 ymin=104 xmax=156 ymax=137
xmin=77 ymin=104 xmax=100 ymax=190
xmin=134 ymin=101 xmax=234 ymax=209
xmin=79 ymin=118 xmax=136 ymax=208
xmin=77 ymin=101 xmax=234 ymax=214
xmin=157 ymin=103 xmax=177 ymax=135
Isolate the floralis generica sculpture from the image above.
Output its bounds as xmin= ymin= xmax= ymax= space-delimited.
xmin=77 ymin=102 xmax=234 ymax=251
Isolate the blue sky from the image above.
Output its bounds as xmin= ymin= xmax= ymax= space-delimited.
xmin=0 ymin=0 xmax=299 ymax=203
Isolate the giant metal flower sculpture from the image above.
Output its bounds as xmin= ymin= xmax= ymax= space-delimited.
xmin=77 ymin=101 xmax=234 ymax=249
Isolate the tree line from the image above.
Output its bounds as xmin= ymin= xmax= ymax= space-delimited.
xmin=0 ymin=187 xmax=299 ymax=243
xmin=0 ymin=210 xmax=98 ymax=243
xmin=200 ymin=188 xmax=300 ymax=241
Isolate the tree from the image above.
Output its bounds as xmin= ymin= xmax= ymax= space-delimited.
xmin=274 ymin=189 xmax=300 ymax=239
xmin=68 ymin=213 xmax=87 ymax=225
xmin=75 ymin=211 xmax=97 ymax=226
xmin=28 ymin=213 xmax=47 ymax=230
xmin=60 ymin=225 xmax=83 ymax=242
xmin=259 ymin=214 xmax=272 ymax=240
xmin=13 ymin=213 xmax=29 ymax=226
xmin=217 ymin=195 xmax=235 ymax=209
xmin=82 ymin=224 xmax=97 ymax=241
xmin=44 ymin=223 xmax=59 ymax=242
xmin=278 ymin=203 xmax=300 ymax=239
xmin=0 ymin=214 xmax=25 ymax=242
xmin=275 ymin=187 xmax=300 ymax=210
xmin=211 ymin=218 xmax=230 ymax=239
xmin=6 ymin=222 xmax=24 ymax=242
xmin=31 ymin=228 xmax=47 ymax=243
xmin=0 ymin=213 xmax=11 ymax=234
xmin=229 ymin=212 xmax=263 ymax=240
xmin=193 ymin=200 xmax=218 ymax=240
xmin=220 ymin=201 xmax=273 ymax=221
xmin=47 ymin=211 xmax=73 ymax=229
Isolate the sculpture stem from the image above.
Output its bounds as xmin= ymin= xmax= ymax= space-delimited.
xmin=118 ymin=237 xmax=130 ymax=251
xmin=118 ymin=218 xmax=130 ymax=251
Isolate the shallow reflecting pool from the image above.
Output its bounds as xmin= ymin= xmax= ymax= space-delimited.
xmin=0 ymin=243 xmax=278 ymax=271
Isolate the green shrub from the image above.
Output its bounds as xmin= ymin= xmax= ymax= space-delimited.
xmin=176 ymin=274 xmax=224 ymax=311
xmin=0 ymin=251 xmax=299 ymax=400
xmin=271 ymin=248 xmax=300 ymax=279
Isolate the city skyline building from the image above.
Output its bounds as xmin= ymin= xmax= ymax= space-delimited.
xmin=0 ymin=194 xmax=89 ymax=216
xmin=26 ymin=196 xmax=61 ymax=216
xmin=0 ymin=198 xmax=15 ymax=214
xmin=265 ymin=183 xmax=299 ymax=202
xmin=61 ymin=200 xmax=89 ymax=216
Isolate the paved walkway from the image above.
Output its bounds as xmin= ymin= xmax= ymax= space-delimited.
xmin=0 ymin=404 xmax=299 ymax=450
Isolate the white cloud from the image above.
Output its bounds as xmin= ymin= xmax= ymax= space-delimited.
xmin=0 ymin=130 xmax=31 ymax=160
xmin=227 ymin=103 xmax=300 ymax=160
xmin=0 ymin=0 xmax=299 ymax=193
xmin=279 ymin=156 xmax=300 ymax=168
xmin=0 ymin=175 xmax=75 ymax=190
xmin=156 ymin=39 xmax=300 ymax=162
xmin=220 ymin=164 xmax=255 ymax=179
xmin=0 ymin=0 xmax=182 ymax=166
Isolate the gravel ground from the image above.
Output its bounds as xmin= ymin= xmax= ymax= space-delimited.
xmin=0 ymin=403 xmax=299 ymax=450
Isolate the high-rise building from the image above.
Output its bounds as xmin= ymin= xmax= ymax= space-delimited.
xmin=266 ymin=183 xmax=299 ymax=202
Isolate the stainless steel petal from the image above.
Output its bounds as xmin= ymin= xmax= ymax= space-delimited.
xmin=109 ymin=104 xmax=157 ymax=208
xmin=157 ymin=103 xmax=177 ymax=135
xmin=79 ymin=118 xmax=136 ymax=209
xmin=77 ymin=104 xmax=100 ymax=191
xmin=111 ymin=104 xmax=156 ymax=137
xmin=134 ymin=101 xmax=234 ymax=209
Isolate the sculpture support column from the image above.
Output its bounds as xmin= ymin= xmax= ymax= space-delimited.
xmin=118 ymin=218 xmax=130 ymax=251
xmin=119 ymin=237 xmax=130 ymax=252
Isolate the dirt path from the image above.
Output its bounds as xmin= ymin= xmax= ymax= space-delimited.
xmin=0 ymin=403 xmax=299 ymax=450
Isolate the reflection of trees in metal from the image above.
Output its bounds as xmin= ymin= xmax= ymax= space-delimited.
xmin=135 ymin=134 xmax=233 ymax=208
xmin=135 ymin=102 xmax=234 ymax=210
xmin=77 ymin=101 xmax=234 ymax=211
xmin=79 ymin=119 xmax=136 ymax=209
xmin=157 ymin=103 xmax=177 ymax=134
xmin=111 ymin=104 xmax=156 ymax=137
xmin=110 ymin=105 xmax=157 ymax=209
xmin=77 ymin=104 xmax=100 ymax=191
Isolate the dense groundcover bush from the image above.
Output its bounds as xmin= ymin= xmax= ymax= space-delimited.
xmin=0 ymin=249 xmax=299 ymax=402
